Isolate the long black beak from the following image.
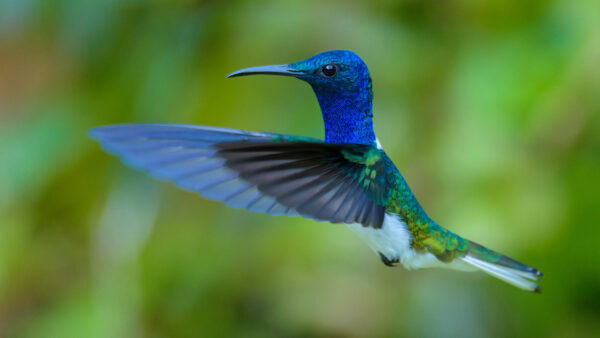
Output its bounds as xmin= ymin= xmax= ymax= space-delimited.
xmin=226 ymin=64 xmax=304 ymax=78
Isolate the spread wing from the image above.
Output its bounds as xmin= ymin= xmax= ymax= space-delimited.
xmin=89 ymin=124 xmax=391 ymax=228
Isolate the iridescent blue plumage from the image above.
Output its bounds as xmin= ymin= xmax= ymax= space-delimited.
xmin=90 ymin=50 xmax=542 ymax=292
xmin=289 ymin=51 xmax=375 ymax=145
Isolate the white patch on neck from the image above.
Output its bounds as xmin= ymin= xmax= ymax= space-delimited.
xmin=375 ymin=138 xmax=383 ymax=149
xmin=346 ymin=214 xmax=473 ymax=271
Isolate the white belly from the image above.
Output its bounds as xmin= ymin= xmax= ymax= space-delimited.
xmin=346 ymin=214 xmax=464 ymax=270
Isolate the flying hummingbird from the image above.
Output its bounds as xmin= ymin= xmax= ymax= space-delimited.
xmin=89 ymin=50 xmax=543 ymax=292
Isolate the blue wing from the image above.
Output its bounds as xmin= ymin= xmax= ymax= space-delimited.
xmin=89 ymin=124 xmax=387 ymax=227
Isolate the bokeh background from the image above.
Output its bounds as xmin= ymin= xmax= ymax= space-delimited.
xmin=1 ymin=0 xmax=599 ymax=337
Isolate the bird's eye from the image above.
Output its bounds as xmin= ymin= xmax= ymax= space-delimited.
xmin=321 ymin=63 xmax=337 ymax=77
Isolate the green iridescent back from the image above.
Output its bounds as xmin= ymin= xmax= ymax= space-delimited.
xmin=358 ymin=149 xmax=470 ymax=261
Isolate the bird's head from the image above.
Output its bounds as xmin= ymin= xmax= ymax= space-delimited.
xmin=228 ymin=50 xmax=375 ymax=145
xmin=228 ymin=50 xmax=372 ymax=96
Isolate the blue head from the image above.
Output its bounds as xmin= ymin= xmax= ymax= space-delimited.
xmin=228 ymin=50 xmax=375 ymax=145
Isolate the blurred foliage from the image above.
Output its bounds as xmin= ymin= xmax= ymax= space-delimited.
xmin=1 ymin=0 xmax=599 ymax=337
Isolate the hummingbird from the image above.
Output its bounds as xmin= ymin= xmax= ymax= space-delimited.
xmin=89 ymin=50 xmax=543 ymax=292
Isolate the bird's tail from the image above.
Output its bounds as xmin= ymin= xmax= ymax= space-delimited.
xmin=460 ymin=241 xmax=543 ymax=292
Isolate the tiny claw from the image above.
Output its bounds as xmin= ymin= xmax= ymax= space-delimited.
xmin=378 ymin=252 xmax=399 ymax=267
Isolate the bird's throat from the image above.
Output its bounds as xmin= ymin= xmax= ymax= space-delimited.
xmin=314 ymin=90 xmax=375 ymax=146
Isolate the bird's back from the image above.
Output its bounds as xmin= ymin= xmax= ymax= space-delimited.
xmin=369 ymin=150 xmax=470 ymax=262
xmin=377 ymin=150 xmax=542 ymax=290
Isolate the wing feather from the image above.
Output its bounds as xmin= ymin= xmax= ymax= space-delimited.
xmin=89 ymin=124 xmax=390 ymax=227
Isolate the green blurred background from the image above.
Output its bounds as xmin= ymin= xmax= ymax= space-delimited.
xmin=1 ymin=0 xmax=599 ymax=337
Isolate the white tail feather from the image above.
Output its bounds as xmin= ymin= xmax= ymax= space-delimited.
xmin=461 ymin=255 xmax=540 ymax=292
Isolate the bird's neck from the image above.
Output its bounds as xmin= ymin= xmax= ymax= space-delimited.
xmin=314 ymin=89 xmax=375 ymax=146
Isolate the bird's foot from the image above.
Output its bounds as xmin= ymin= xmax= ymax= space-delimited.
xmin=378 ymin=252 xmax=399 ymax=267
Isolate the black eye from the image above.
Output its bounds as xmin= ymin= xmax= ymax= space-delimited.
xmin=321 ymin=63 xmax=337 ymax=77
